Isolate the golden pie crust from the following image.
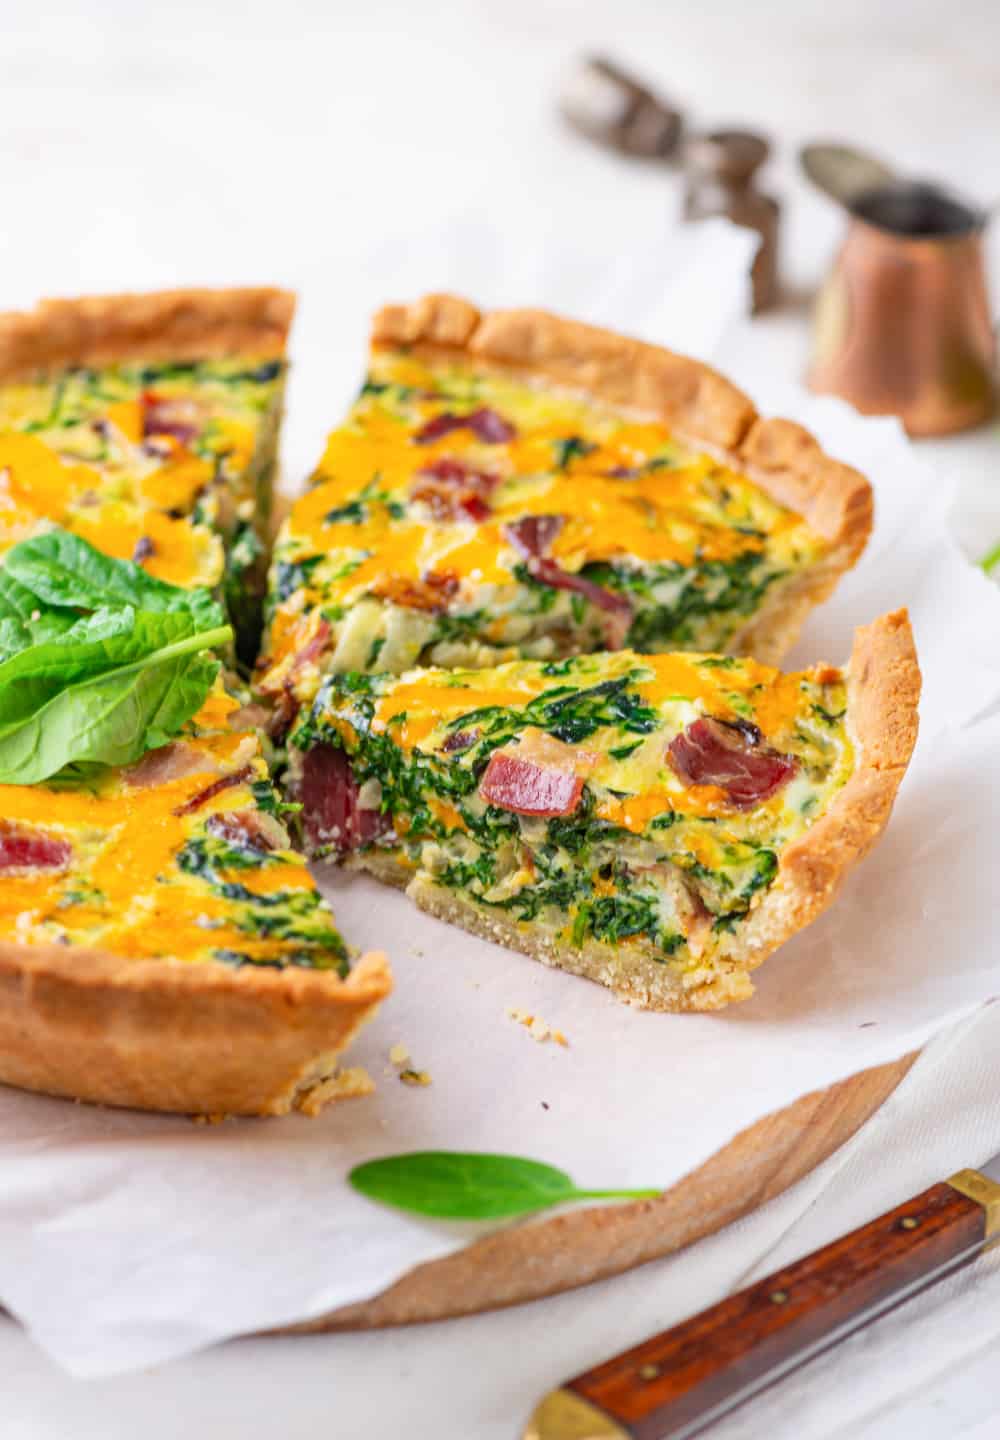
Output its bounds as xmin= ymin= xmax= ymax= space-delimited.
xmin=0 ymin=286 xmax=296 ymax=380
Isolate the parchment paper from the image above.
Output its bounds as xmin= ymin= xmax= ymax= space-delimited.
xmin=1 ymin=222 xmax=999 ymax=1377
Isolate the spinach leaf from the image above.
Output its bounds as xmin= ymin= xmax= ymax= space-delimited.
xmin=348 ymin=1151 xmax=659 ymax=1220
xmin=0 ymin=569 xmax=48 ymax=626
xmin=0 ymin=610 xmax=202 ymax=718
xmin=143 ymin=651 xmax=221 ymax=752
xmin=5 ymin=530 xmax=224 ymax=629
xmin=0 ymin=623 xmax=230 ymax=784
xmin=0 ymin=570 xmax=76 ymax=658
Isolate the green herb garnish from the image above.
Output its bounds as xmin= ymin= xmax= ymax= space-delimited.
xmin=5 ymin=527 xmax=224 ymax=629
xmin=0 ymin=529 xmax=231 ymax=785
xmin=348 ymin=1151 xmax=659 ymax=1220
xmin=0 ymin=618 xmax=229 ymax=784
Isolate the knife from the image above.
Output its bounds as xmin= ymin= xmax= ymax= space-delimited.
xmin=523 ymin=1158 xmax=1000 ymax=1440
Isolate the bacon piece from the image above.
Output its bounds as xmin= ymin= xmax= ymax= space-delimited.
xmin=0 ymin=825 xmax=71 ymax=873
xmin=372 ymin=571 xmax=459 ymax=612
xmin=478 ymin=732 xmax=597 ymax=818
xmin=466 ymin=407 xmax=516 ymax=443
xmin=530 ymin=558 xmax=633 ymax=646
xmin=669 ymin=717 xmax=797 ymax=809
xmin=441 ymin=727 xmax=480 ymax=754
xmin=479 ymin=750 xmax=584 ymax=817
xmin=255 ymin=621 xmax=331 ymax=711
xmin=140 ymin=389 xmax=199 ymax=446
xmin=173 ymin=765 xmax=254 ymax=817
xmin=503 ymin=514 xmax=633 ymax=647
xmin=417 ymin=458 xmax=497 ymax=493
xmin=455 ymin=493 xmax=491 ymax=522
xmin=411 ymin=458 xmax=498 ymax=523
xmin=266 ymin=687 xmax=300 ymax=744
xmin=205 ymin=810 xmax=285 ymax=853
xmin=123 ymin=742 xmax=219 ymax=788
xmin=503 ymin=513 xmax=565 ymax=558
xmin=294 ymin=618 xmax=332 ymax=671
xmin=414 ymin=407 xmax=516 ymax=445
xmin=229 ymin=702 xmax=273 ymax=733
xmin=300 ymin=744 xmax=390 ymax=852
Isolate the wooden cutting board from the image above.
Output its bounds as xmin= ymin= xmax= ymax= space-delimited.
xmin=280 ymin=1050 xmax=917 ymax=1334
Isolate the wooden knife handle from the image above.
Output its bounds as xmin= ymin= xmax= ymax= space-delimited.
xmin=541 ymin=1181 xmax=989 ymax=1440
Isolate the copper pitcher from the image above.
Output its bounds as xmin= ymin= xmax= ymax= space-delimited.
xmin=809 ymin=182 xmax=996 ymax=437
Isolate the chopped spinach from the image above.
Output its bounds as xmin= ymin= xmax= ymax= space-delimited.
xmin=178 ymin=835 xmax=348 ymax=966
xmin=272 ymin=554 xmax=323 ymax=604
xmin=325 ymin=476 xmax=405 ymax=526
xmin=580 ymin=551 xmax=787 ymax=653
xmin=552 ymin=435 xmax=596 ymax=470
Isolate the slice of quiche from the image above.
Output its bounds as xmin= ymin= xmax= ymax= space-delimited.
xmin=0 ymin=291 xmax=391 ymax=1115
xmin=0 ymin=687 xmax=391 ymax=1115
xmin=287 ymin=610 xmax=918 ymax=1011
xmin=257 ymin=294 xmax=872 ymax=727
xmin=0 ymin=288 xmax=294 ymax=661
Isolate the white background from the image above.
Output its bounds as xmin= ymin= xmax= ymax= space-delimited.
xmin=2 ymin=1 xmax=1000 ymax=1436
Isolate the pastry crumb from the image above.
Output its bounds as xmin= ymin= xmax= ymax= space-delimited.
xmin=296 ymin=1066 xmax=375 ymax=1116
xmin=399 ymin=1068 xmax=432 ymax=1087
xmin=506 ymin=1007 xmax=569 ymax=1046
xmin=388 ymin=1042 xmax=410 ymax=1067
xmin=191 ymin=1112 xmax=227 ymax=1126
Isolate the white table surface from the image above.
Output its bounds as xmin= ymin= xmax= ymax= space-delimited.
xmin=2 ymin=1 xmax=1000 ymax=1435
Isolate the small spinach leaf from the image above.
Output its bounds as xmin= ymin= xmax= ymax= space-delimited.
xmin=348 ymin=1151 xmax=659 ymax=1220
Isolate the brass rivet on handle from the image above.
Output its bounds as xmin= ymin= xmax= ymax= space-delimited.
xmin=769 ymin=1289 xmax=789 ymax=1304
xmin=638 ymin=1363 xmax=661 ymax=1381
xmin=899 ymin=1217 xmax=920 ymax=1231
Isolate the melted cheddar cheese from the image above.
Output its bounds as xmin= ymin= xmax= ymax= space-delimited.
xmin=259 ymin=350 xmax=826 ymax=706
xmin=294 ymin=649 xmax=853 ymax=971
xmin=0 ymin=688 xmax=350 ymax=971
xmin=0 ymin=356 xmax=285 ymax=648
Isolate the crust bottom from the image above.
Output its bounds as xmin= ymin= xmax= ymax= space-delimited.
xmin=346 ymin=854 xmax=751 ymax=1012
xmin=411 ymin=876 xmax=752 ymax=1011
xmin=340 ymin=611 xmax=920 ymax=1011
xmin=0 ymin=945 xmax=391 ymax=1116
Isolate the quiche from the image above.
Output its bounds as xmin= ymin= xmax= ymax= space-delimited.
xmin=0 ymin=290 xmax=391 ymax=1116
xmin=257 ymin=294 xmax=872 ymax=725
xmin=0 ymin=288 xmax=294 ymax=662
xmin=0 ymin=686 xmax=391 ymax=1115
xmin=287 ymin=610 xmax=919 ymax=1011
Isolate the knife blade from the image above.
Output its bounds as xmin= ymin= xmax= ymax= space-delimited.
xmin=523 ymin=1155 xmax=1000 ymax=1440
